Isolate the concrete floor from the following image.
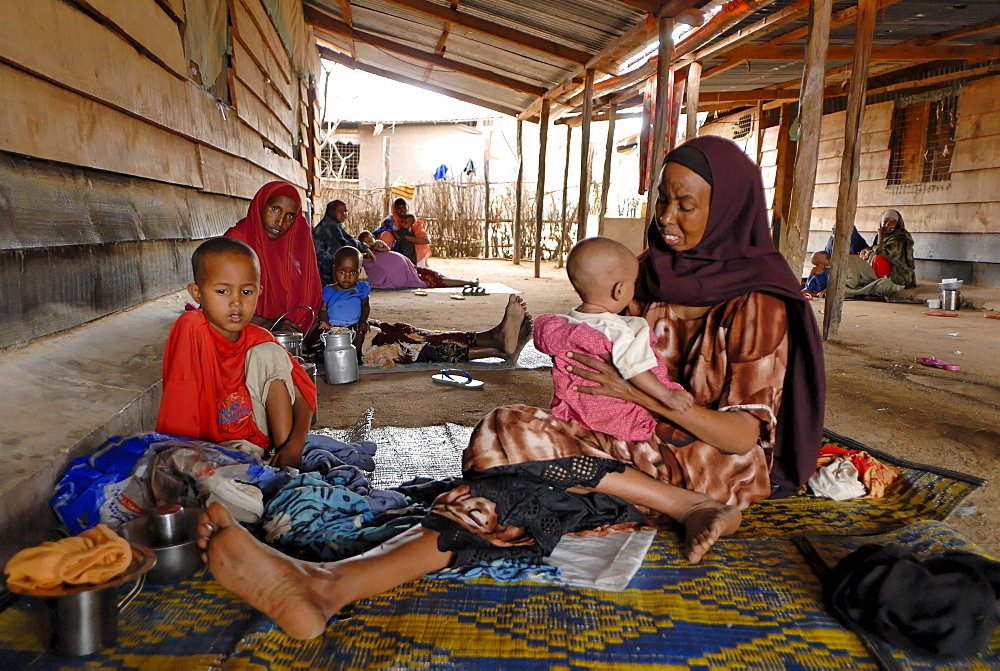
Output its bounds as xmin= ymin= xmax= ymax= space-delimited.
xmin=2 ymin=259 xmax=998 ymax=568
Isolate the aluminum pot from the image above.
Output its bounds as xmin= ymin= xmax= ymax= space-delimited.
xmin=272 ymin=331 xmax=303 ymax=358
xmin=120 ymin=507 xmax=203 ymax=584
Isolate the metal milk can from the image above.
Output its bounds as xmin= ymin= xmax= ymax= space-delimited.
xmin=323 ymin=331 xmax=359 ymax=384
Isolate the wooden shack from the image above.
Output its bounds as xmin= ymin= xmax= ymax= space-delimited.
xmin=0 ymin=0 xmax=322 ymax=350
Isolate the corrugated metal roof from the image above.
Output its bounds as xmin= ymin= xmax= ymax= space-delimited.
xmin=305 ymin=0 xmax=1000 ymax=120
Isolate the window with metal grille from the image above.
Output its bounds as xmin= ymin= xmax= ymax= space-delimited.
xmin=321 ymin=141 xmax=360 ymax=180
xmin=886 ymin=92 xmax=957 ymax=186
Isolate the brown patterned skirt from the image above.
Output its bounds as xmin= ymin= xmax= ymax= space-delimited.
xmin=424 ymin=404 xmax=771 ymax=566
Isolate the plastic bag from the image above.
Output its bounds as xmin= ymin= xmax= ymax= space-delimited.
xmin=51 ymin=433 xmax=182 ymax=534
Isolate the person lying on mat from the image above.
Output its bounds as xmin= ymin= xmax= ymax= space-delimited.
xmin=357 ymin=231 xmax=476 ymax=291
xmin=157 ymin=237 xmax=316 ymax=469
xmin=373 ymin=197 xmax=432 ymax=267
xmin=534 ymin=236 xmax=693 ymax=442
xmin=194 ymin=136 xmax=825 ymax=641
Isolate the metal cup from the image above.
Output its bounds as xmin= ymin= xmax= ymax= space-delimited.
xmin=44 ymin=578 xmax=144 ymax=656
xmin=148 ymin=504 xmax=186 ymax=546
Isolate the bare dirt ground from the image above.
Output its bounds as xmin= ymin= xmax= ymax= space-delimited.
xmin=315 ymin=258 xmax=1000 ymax=556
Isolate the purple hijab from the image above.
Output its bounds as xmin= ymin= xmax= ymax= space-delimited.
xmin=636 ymin=135 xmax=825 ymax=495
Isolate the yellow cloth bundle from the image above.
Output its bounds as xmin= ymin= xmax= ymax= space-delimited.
xmin=4 ymin=524 xmax=132 ymax=591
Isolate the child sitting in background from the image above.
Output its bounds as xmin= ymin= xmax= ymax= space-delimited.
xmin=533 ymin=237 xmax=693 ymax=442
xmin=319 ymin=246 xmax=370 ymax=352
xmin=156 ymin=237 xmax=316 ymax=468
xmin=391 ymin=214 xmax=423 ymax=265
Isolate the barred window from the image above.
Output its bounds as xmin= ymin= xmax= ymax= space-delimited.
xmin=887 ymin=92 xmax=957 ymax=185
xmin=321 ymin=141 xmax=360 ymax=180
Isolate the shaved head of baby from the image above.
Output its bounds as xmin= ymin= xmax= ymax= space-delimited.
xmin=566 ymin=237 xmax=640 ymax=313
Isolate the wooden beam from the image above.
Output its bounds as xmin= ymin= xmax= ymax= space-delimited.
xmin=520 ymin=0 xmax=700 ymax=122
xmin=615 ymin=0 xmax=661 ymax=13
xmin=377 ymin=0 xmax=591 ymax=65
xmin=308 ymin=9 xmax=547 ymax=97
xmin=687 ymin=0 xmax=809 ymax=64
xmin=535 ymin=98 xmax=551 ymax=277
xmin=702 ymin=0 xmax=903 ymax=81
xmin=685 ymin=61 xmax=702 ymax=140
xmin=697 ymin=89 xmax=801 ymax=104
xmin=598 ymin=102 xmax=618 ymax=235
xmin=671 ymin=0 xmax=781 ymax=62
xmin=336 ymin=0 xmax=356 ymax=59
xmin=770 ymin=102 xmax=794 ymax=244
xmin=782 ymin=0 xmax=831 ymax=277
xmin=911 ymin=16 xmax=1000 ymax=46
xmin=483 ymin=125 xmax=491 ymax=257
xmin=646 ymin=17 xmax=674 ymax=220
xmin=317 ymin=45 xmax=521 ymax=117
xmin=824 ymin=0 xmax=876 ymax=341
xmin=577 ymin=69 xmax=595 ymax=242
xmin=724 ymin=44 xmax=1000 ymax=61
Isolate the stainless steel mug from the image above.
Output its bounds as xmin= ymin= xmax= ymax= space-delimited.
xmin=148 ymin=504 xmax=186 ymax=546
xmin=44 ymin=577 xmax=144 ymax=656
xmin=940 ymin=289 xmax=961 ymax=311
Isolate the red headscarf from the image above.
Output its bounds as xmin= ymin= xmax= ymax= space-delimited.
xmin=636 ymin=135 xmax=826 ymax=495
xmin=224 ymin=182 xmax=320 ymax=331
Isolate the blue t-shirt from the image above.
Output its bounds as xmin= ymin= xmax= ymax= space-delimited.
xmin=322 ymin=281 xmax=370 ymax=326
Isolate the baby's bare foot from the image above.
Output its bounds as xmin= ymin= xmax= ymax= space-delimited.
xmin=198 ymin=502 xmax=338 ymax=640
xmin=680 ymin=499 xmax=741 ymax=564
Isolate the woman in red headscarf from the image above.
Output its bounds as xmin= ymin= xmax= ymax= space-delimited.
xmin=224 ymin=181 xmax=321 ymax=333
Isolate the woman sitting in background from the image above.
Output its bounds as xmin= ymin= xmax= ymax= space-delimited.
xmin=373 ymin=198 xmax=432 ymax=267
xmin=312 ymin=199 xmax=390 ymax=285
xmin=861 ymin=209 xmax=916 ymax=289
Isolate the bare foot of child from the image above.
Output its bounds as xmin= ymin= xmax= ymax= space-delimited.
xmin=197 ymin=502 xmax=340 ymax=640
xmin=680 ymin=499 xmax=742 ymax=564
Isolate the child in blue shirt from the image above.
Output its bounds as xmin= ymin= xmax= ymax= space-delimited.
xmin=320 ymin=247 xmax=370 ymax=351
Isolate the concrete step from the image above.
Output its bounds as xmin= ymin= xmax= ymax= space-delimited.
xmin=0 ymin=292 xmax=186 ymax=567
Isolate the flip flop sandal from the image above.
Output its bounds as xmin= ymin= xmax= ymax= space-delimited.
xmin=450 ymin=294 xmax=466 ymax=300
xmin=470 ymin=286 xmax=488 ymax=295
xmin=413 ymin=290 xmax=428 ymax=296
xmin=431 ymin=369 xmax=484 ymax=389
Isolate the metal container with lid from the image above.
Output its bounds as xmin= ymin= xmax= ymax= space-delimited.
xmin=323 ymin=330 xmax=359 ymax=385
xmin=272 ymin=331 xmax=303 ymax=358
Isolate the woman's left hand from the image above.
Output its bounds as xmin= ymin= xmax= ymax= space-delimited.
xmin=566 ymin=352 xmax=642 ymax=403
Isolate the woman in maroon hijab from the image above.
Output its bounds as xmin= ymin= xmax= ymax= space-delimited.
xmin=195 ymin=138 xmax=825 ymax=641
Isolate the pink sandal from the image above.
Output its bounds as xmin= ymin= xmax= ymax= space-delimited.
xmin=915 ymin=357 xmax=961 ymax=371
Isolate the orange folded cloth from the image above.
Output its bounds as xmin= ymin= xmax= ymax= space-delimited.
xmin=4 ymin=524 xmax=132 ymax=591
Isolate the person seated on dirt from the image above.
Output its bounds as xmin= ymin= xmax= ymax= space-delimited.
xmin=319 ymin=246 xmax=370 ymax=354
xmin=372 ymin=197 xmax=431 ymax=267
xmin=859 ymin=209 xmax=916 ymax=289
xmin=194 ymin=136 xmax=826 ymax=642
xmin=156 ymin=237 xmax=316 ymax=469
xmin=357 ymin=231 xmax=476 ymax=291
xmin=312 ymin=199 xmax=390 ymax=285
xmin=804 ymin=250 xmax=903 ymax=299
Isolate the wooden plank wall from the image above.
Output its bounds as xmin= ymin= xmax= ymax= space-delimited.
xmin=735 ymin=75 xmax=1000 ymax=285
xmin=0 ymin=0 xmax=321 ymax=348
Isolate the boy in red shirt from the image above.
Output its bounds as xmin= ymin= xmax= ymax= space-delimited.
xmin=156 ymin=237 xmax=316 ymax=467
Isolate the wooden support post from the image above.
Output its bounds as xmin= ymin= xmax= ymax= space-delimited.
xmin=646 ymin=17 xmax=675 ymax=226
xmin=382 ymin=135 xmax=391 ymax=215
xmin=685 ymin=61 xmax=702 ymax=141
xmin=598 ymin=103 xmax=617 ymax=236
xmin=782 ymin=0 xmax=831 ymax=280
xmin=534 ymin=99 xmax=550 ymax=278
xmin=576 ymin=69 xmax=595 ymax=242
xmin=483 ymin=129 xmax=491 ymax=258
xmin=513 ymin=119 xmax=523 ymax=264
xmin=754 ymin=100 xmax=765 ymax=167
xmin=770 ymin=102 xmax=795 ymax=246
xmin=824 ymin=0 xmax=875 ymax=340
xmin=557 ymin=124 xmax=573 ymax=268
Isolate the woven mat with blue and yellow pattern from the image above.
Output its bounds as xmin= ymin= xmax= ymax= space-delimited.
xmin=0 ymin=427 xmax=995 ymax=669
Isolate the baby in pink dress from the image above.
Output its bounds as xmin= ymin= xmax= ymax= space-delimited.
xmin=534 ymin=237 xmax=693 ymax=442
